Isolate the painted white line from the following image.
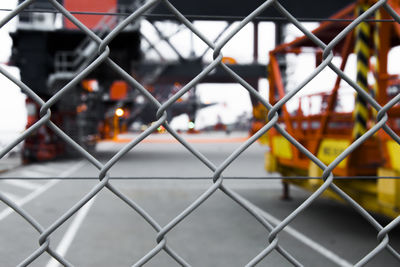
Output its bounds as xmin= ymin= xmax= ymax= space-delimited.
xmin=18 ymin=169 xmax=55 ymax=178
xmin=46 ymin=196 xmax=97 ymax=267
xmin=0 ymin=160 xmax=86 ymax=221
xmin=29 ymin=165 xmax=62 ymax=175
xmin=3 ymin=179 xmax=42 ymax=190
xmin=127 ymin=184 xmax=288 ymax=191
xmin=237 ymin=195 xmax=353 ymax=267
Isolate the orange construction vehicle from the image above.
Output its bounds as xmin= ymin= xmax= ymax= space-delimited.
xmin=263 ymin=0 xmax=400 ymax=218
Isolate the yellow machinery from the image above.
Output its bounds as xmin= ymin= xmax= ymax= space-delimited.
xmin=261 ymin=0 xmax=400 ymax=218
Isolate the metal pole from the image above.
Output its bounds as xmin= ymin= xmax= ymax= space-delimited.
xmin=274 ymin=21 xmax=291 ymax=201
xmin=253 ymin=21 xmax=259 ymax=62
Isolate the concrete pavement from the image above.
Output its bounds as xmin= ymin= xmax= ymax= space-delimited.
xmin=0 ymin=132 xmax=399 ymax=266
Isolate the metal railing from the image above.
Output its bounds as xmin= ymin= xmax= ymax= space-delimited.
xmin=1 ymin=0 xmax=400 ymax=266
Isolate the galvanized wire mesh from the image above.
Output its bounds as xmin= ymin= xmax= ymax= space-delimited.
xmin=0 ymin=0 xmax=400 ymax=266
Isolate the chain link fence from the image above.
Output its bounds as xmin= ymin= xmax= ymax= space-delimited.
xmin=1 ymin=0 xmax=400 ymax=266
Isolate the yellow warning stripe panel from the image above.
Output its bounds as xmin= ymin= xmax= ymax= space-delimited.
xmin=353 ymin=3 xmax=371 ymax=139
xmin=317 ymin=139 xmax=350 ymax=169
xmin=354 ymin=102 xmax=369 ymax=119
xmin=271 ymin=136 xmax=293 ymax=160
xmin=356 ymin=62 xmax=369 ymax=78
xmin=355 ymin=41 xmax=369 ymax=56
xmin=355 ymin=42 xmax=370 ymax=58
xmin=353 ymin=123 xmax=367 ymax=137
xmin=358 ymin=22 xmax=370 ymax=35
xmin=371 ymin=10 xmax=380 ymax=123
xmin=386 ymin=140 xmax=400 ymax=172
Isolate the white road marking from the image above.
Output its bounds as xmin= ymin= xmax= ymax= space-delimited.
xmin=236 ymin=194 xmax=353 ymax=267
xmin=3 ymin=179 xmax=42 ymax=190
xmin=29 ymin=165 xmax=63 ymax=175
xmin=18 ymin=169 xmax=55 ymax=178
xmin=0 ymin=160 xmax=86 ymax=221
xmin=46 ymin=196 xmax=97 ymax=267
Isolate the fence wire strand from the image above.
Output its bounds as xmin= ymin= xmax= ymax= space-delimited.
xmin=1 ymin=0 xmax=400 ymax=266
xmin=2 ymin=7 xmax=400 ymax=23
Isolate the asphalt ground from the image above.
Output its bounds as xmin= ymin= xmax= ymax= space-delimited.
xmin=0 ymin=132 xmax=400 ymax=266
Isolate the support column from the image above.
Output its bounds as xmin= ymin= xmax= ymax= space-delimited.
xmin=352 ymin=3 xmax=371 ymax=139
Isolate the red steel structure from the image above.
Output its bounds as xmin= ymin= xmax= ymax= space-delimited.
xmin=264 ymin=0 xmax=400 ymax=217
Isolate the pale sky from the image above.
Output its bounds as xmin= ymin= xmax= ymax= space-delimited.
xmin=0 ymin=1 xmax=275 ymax=134
xmin=2 ymin=1 xmax=400 ymax=135
xmin=140 ymin=20 xmax=274 ymax=129
xmin=0 ymin=1 xmax=25 ymax=135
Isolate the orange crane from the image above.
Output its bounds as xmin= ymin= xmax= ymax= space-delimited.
xmin=263 ymin=0 xmax=400 ymax=218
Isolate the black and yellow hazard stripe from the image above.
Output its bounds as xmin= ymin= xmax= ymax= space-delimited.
xmin=353 ymin=3 xmax=371 ymax=139
xmin=371 ymin=9 xmax=381 ymax=121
